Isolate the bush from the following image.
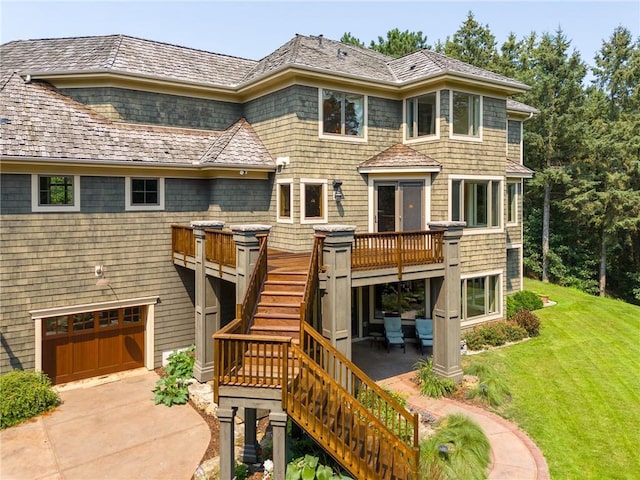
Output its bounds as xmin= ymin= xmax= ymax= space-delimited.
xmin=153 ymin=345 xmax=195 ymax=407
xmin=463 ymin=363 xmax=511 ymax=407
xmin=507 ymin=290 xmax=544 ymax=318
xmin=0 ymin=370 xmax=60 ymax=429
xmin=512 ymin=310 xmax=541 ymax=337
xmin=420 ymin=414 xmax=490 ymax=480
xmin=286 ymin=455 xmax=353 ymax=480
xmin=462 ymin=320 xmax=529 ymax=352
xmin=414 ymin=357 xmax=456 ymax=398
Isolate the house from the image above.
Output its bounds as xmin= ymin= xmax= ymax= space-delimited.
xmin=0 ymin=34 xmax=535 ymax=479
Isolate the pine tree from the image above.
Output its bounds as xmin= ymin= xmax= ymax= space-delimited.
xmin=441 ymin=11 xmax=498 ymax=70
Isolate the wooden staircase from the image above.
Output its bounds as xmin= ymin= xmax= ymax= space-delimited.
xmin=249 ymin=251 xmax=309 ymax=342
xmin=214 ymin=238 xmax=420 ymax=479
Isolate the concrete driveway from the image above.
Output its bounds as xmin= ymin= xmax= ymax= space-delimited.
xmin=0 ymin=369 xmax=210 ymax=480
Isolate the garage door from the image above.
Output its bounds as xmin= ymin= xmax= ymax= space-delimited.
xmin=42 ymin=306 xmax=145 ymax=384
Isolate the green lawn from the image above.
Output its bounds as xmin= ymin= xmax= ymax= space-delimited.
xmin=463 ymin=279 xmax=640 ymax=479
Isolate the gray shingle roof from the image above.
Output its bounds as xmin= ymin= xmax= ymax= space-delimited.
xmin=1 ymin=34 xmax=530 ymax=92
xmin=506 ymin=158 xmax=534 ymax=178
xmin=0 ymin=35 xmax=257 ymax=88
xmin=507 ymin=99 xmax=540 ymax=115
xmin=359 ymin=144 xmax=442 ymax=170
xmin=0 ymin=73 xmax=273 ymax=168
xmin=198 ymin=118 xmax=273 ymax=167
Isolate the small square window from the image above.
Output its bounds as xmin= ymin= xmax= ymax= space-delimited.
xmin=32 ymin=175 xmax=80 ymax=212
xmin=320 ymin=89 xmax=366 ymax=140
xmin=300 ymin=179 xmax=327 ymax=224
xmin=125 ymin=177 xmax=165 ymax=211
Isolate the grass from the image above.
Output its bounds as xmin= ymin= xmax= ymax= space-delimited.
xmin=462 ymin=279 xmax=640 ymax=479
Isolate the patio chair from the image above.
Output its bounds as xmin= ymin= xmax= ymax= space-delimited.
xmin=415 ymin=318 xmax=433 ymax=355
xmin=383 ymin=316 xmax=405 ymax=353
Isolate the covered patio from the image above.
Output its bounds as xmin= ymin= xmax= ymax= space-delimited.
xmin=351 ymin=338 xmax=430 ymax=382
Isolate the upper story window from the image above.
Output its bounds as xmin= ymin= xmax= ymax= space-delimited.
xmin=125 ymin=177 xmax=165 ymax=211
xmin=406 ymin=92 xmax=438 ymax=140
xmin=320 ymin=89 xmax=366 ymax=140
xmin=507 ymin=181 xmax=520 ymax=224
xmin=451 ymin=177 xmax=501 ymax=229
xmin=32 ymin=174 xmax=80 ymax=212
xmin=276 ymin=179 xmax=293 ymax=224
xmin=300 ymin=179 xmax=327 ymax=224
xmin=451 ymin=91 xmax=481 ymax=139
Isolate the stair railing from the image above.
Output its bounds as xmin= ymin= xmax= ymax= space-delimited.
xmin=299 ymin=234 xmax=324 ymax=346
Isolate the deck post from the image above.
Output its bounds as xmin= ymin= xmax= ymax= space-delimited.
xmin=218 ymin=407 xmax=237 ymax=480
xmin=314 ymin=225 xmax=356 ymax=360
xmin=191 ymin=220 xmax=224 ymax=382
xmin=269 ymin=411 xmax=288 ymax=480
xmin=428 ymin=221 xmax=465 ymax=382
xmin=231 ymin=224 xmax=272 ymax=301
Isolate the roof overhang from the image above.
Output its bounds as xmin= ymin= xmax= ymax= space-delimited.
xmin=358 ymin=166 xmax=441 ymax=174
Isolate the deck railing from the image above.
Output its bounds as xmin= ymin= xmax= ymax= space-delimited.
xmin=352 ymin=230 xmax=445 ymax=279
xmin=171 ymin=225 xmax=195 ymax=266
xmin=205 ymin=230 xmax=236 ymax=276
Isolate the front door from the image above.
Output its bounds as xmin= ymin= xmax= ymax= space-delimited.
xmin=375 ymin=181 xmax=424 ymax=232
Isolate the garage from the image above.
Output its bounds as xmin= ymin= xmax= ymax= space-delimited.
xmin=42 ymin=305 xmax=145 ymax=384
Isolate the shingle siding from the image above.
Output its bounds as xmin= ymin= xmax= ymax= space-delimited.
xmin=0 ymin=174 xmax=30 ymax=214
xmin=507 ymin=120 xmax=522 ymax=161
xmin=62 ymin=87 xmax=242 ymax=130
xmin=82 ymin=176 xmax=125 ymax=212
xmin=166 ymin=178 xmax=211 ymax=212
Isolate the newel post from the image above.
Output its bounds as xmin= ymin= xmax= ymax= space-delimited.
xmin=428 ymin=221 xmax=465 ymax=382
xmin=191 ymin=220 xmax=224 ymax=382
xmin=314 ymin=225 xmax=356 ymax=360
xmin=231 ymin=224 xmax=272 ymax=302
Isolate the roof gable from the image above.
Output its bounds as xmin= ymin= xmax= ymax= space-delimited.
xmin=359 ymin=144 xmax=441 ymax=172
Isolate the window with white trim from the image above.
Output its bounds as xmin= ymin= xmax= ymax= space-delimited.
xmin=507 ymin=181 xmax=520 ymax=224
xmin=461 ymin=274 xmax=500 ymax=320
xmin=406 ymin=92 xmax=437 ymax=140
xmin=451 ymin=91 xmax=481 ymax=138
xmin=32 ymin=175 xmax=80 ymax=212
xmin=276 ymin=179 xmax=293 ymax=223
xmin=300 ymin=179 xmax=327 ymax=224
xmin=320 ymin=89 xmax=365 ymax=138
xmin=125 ymin=177 xmax=164 ymax=211
xmin=451 ymin=178 xmax=501 ymax=228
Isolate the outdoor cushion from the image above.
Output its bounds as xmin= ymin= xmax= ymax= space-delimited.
xmin=383 ymin=316 xmax=405 ymax=353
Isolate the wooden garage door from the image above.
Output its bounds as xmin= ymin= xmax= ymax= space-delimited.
xmin=43 ymin=306 xmax=145 ymax=384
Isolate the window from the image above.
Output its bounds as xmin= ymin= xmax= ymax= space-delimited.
xmin=451 ymin=91 xmax=481 ymax=138
xmin=276 ymin=179 xmax=293 ymax=223
xmin=374 ymin=280 xmax=426 ymax=319
xmin=461 ymin=274 xmax=500 ymax=320
xmin=406 ymin=92 xmax=437 ymax=139
xmin=300 ymin=179 xmax=327 ymax=224
xmin=451 ymin=178 xmax=501 ymax=229
xmin=125 ymin=177 xmax=164 ymax=211
xmin=32 ymin=175 xmax=80 ymax=212
xmin=320 ymin=89 xmax=365 ymax=138
xmin=507 ymin=182 xmax=520 ymax=224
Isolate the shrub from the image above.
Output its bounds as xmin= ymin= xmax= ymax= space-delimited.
xmin=153 ymin=345 xmax=195 ymax=407
xmin=462 ymin=320 xmax=529 ymax=351
xmin=414 ymin=357 xmax=456 ymax=398
xmin=463 ymin=363 xmax=511 ymax=407
xmin=420 ymin=414 xmax=490 ymax=480
xmin=512 ymin=310 xmax=541 ymax=337
xmin=500 ymin=322 xmax=528 ymax=343
xmin=234 ymin=461 xmax=249 ymax=480
xmin=507 ymin=290 xmax=544 ymax=318
xmin=286 ymin=455 xmax=353 ymax=480
xmin=0 ymin=370 xmax=60 ymax=429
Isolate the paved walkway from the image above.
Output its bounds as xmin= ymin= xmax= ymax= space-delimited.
xmin=381 ymin=372 xmax=550 ymax=480
xmin=0 ymin=369 xmax=209 ymax=480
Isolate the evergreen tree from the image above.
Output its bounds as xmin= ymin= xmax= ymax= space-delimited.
xmin=369 ymin=28 xmax=429 ymax=58
xmin=340 ymin=32 xmax=364 ymax=48
xmin=442 ymin=11 xmax=498 ymax=69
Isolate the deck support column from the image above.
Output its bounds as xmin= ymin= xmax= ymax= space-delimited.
xmin=232 ymin=224 xmax=272 ymax=301
xmin=269 ymin=411 xmax=288 ymax=480
xmin=314 ymin=225 xmax=356 ymax=360
xmin=218 ymin=407 xmax=237 ymax=480
xmin=240 ymin=407 xmax=259 ymax=463
xmin=191 ymin=220 xmax=224 ymax=382
xmin=429 ymin=221 xmax=465 ymax=382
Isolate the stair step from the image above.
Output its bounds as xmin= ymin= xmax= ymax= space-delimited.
xmin=256 ymin=303 xmax=301 ymax=314
xmin=254 ymin=312 xmax=299 ymax=321
xmin=263 ymin=281 xmax=306 ymax=293
xmin=260 ymin=292 xmax=304 ymax=303
xmin=267 ymin=272 xmax=308 ymax=282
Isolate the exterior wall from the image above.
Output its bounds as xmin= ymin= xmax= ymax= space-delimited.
xmin=0 ymin=173 xmax=215 ymax=373
xmin=506 ymin=247 xmax=522 ymax=293
xmin=507 ymin=119 xmax=522 ymax=161
xmin=62 ymin=87 xmax=242 ymax=130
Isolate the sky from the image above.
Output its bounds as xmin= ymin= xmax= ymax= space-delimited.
xmin=1 ymin=0 xmax=639 ymax=72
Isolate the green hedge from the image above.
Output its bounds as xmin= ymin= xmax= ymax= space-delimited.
xmin=507 ymin=290 xmax=544 ymax=319
xmin=0 ymin=370 xmax=60 ymax=429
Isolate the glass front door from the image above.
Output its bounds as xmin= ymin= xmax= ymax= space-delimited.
xmin=375 ymin=181 xmax=425 ymax=232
